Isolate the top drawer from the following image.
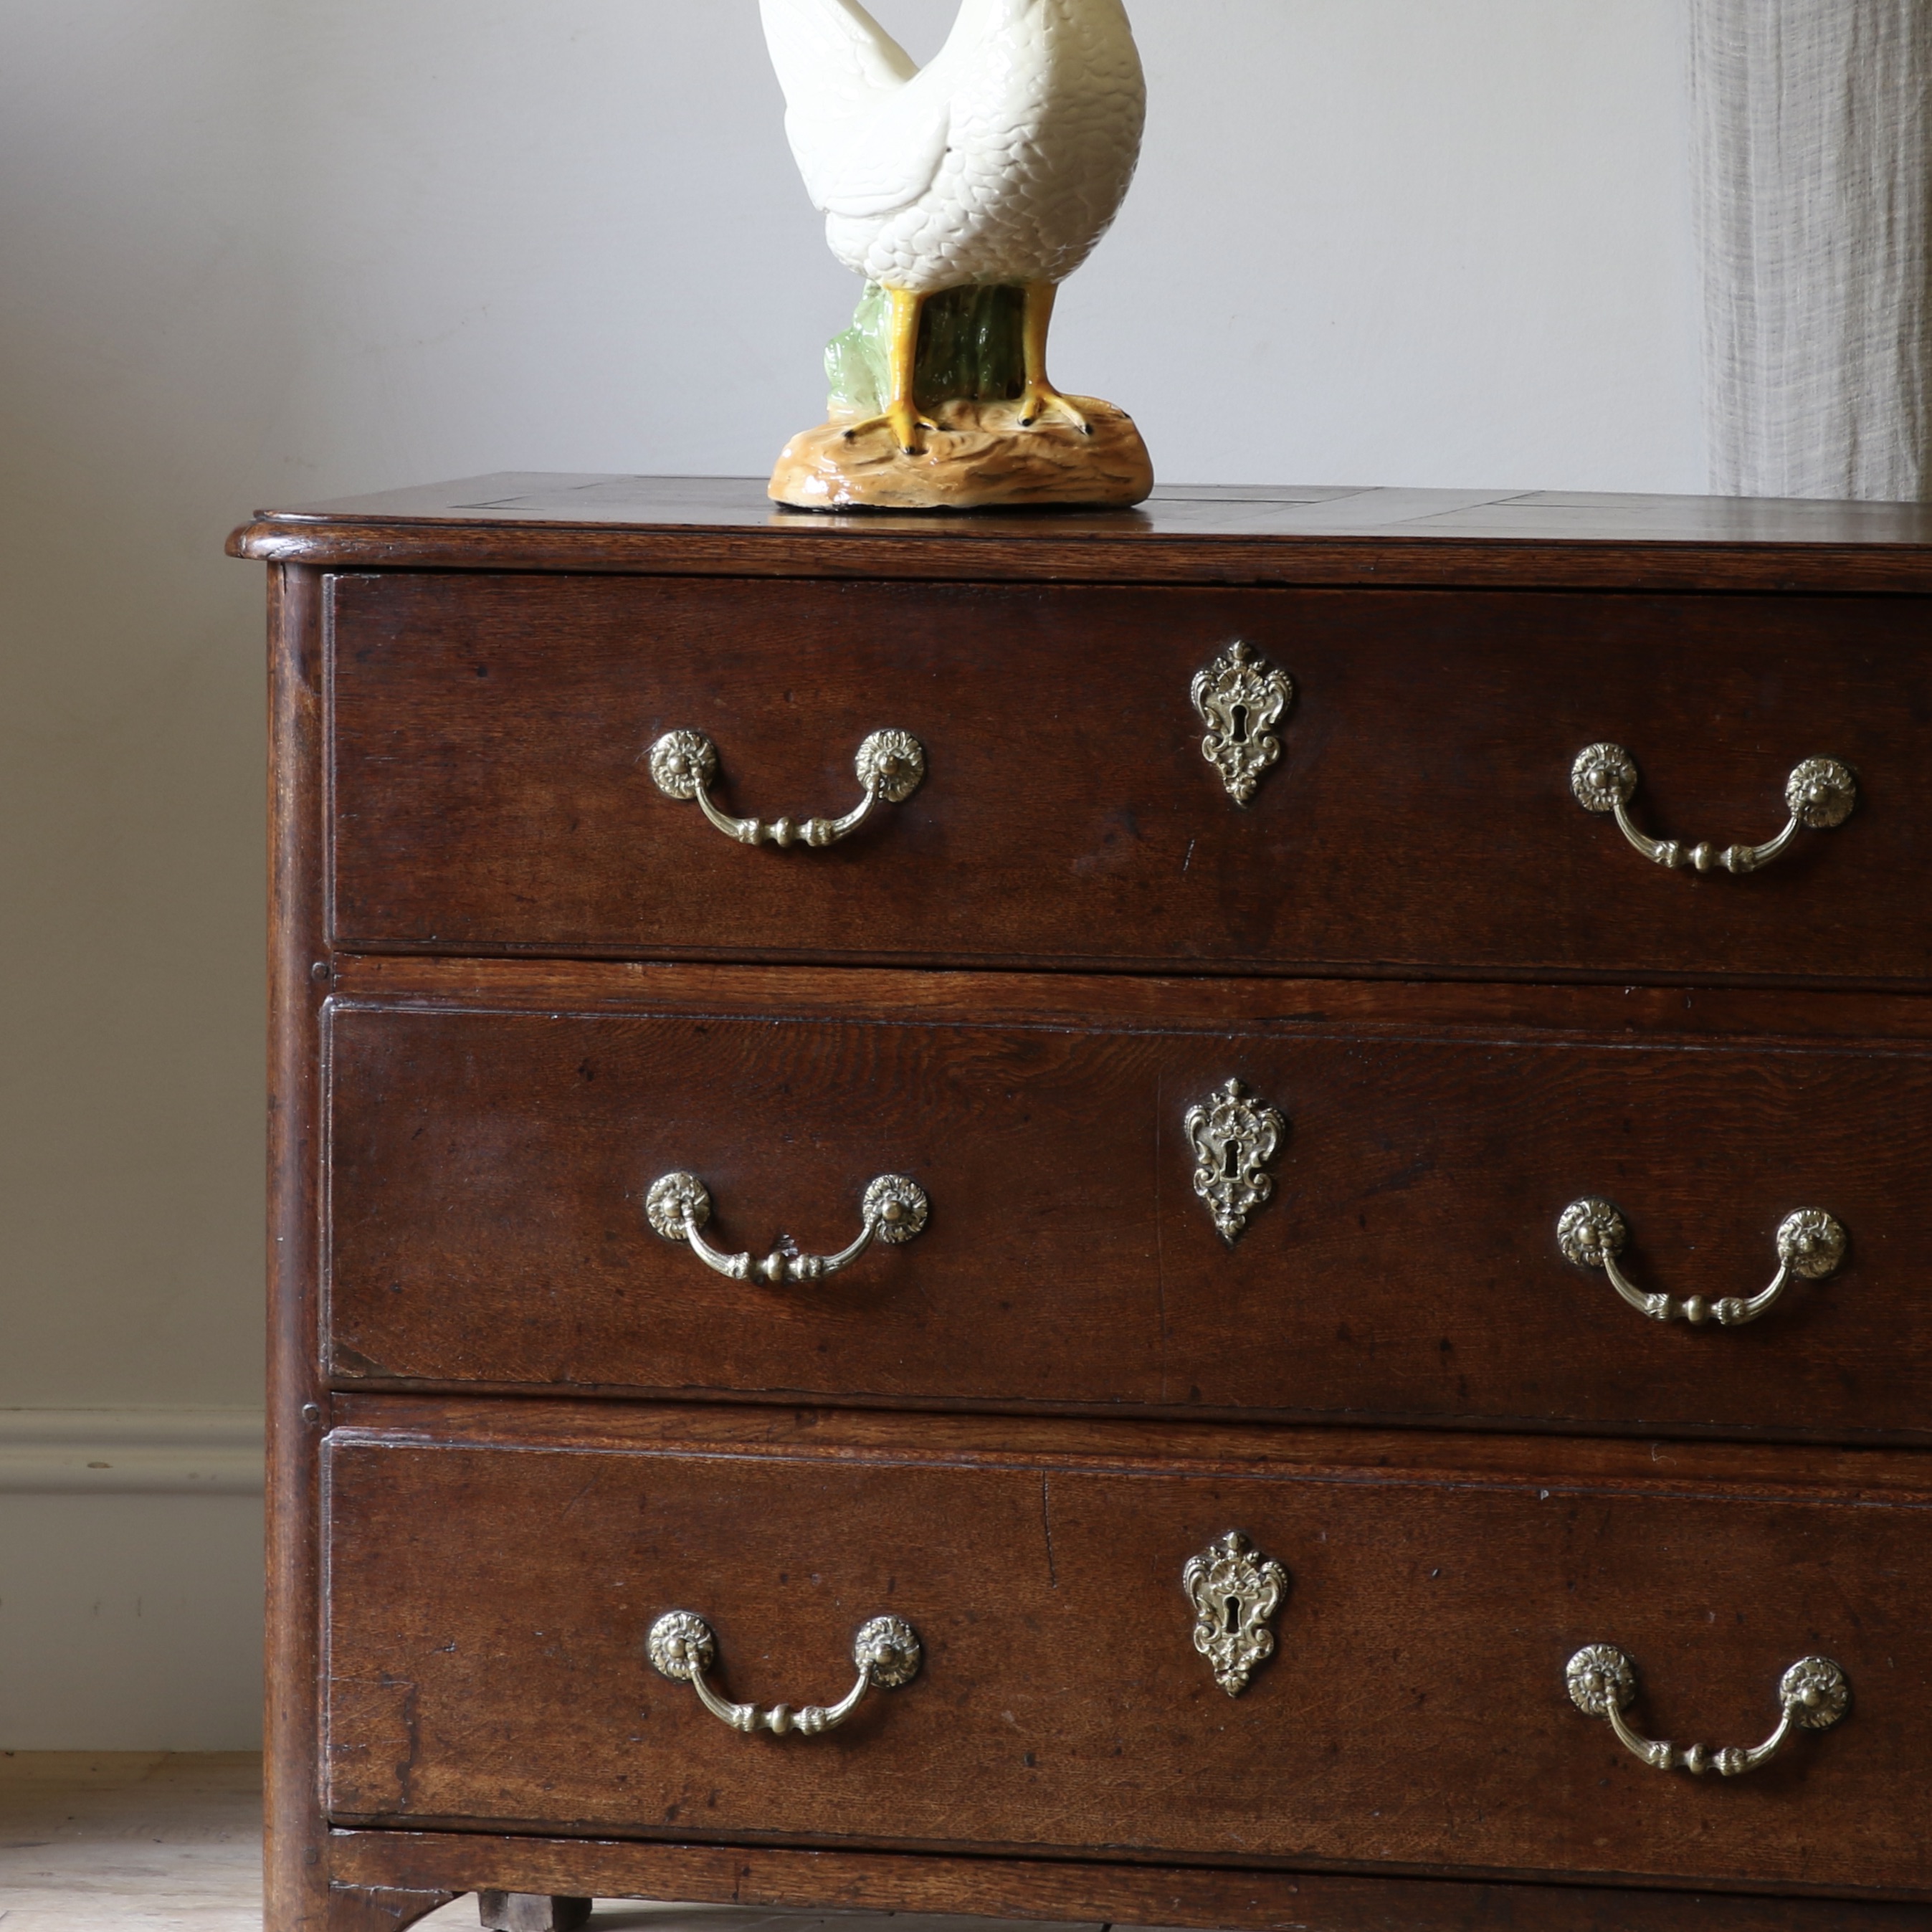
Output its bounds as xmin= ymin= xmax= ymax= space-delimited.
xmin=326 ymin=573 xmax=1928 ymax=983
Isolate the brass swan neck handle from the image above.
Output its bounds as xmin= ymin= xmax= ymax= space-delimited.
xmin=649 ymin=1611 xmax=921 ymax=1738
xmin=647 ymin=1171 xmax=929 ymax=1285
xmin=1557 ymin=1199 xmax=1845 ymax=1327
xmin=649 ymin=728 xmax=924 ymax=848
xmin=1568 ymin=1646 xmax=1849 ymax=1776
xmin=1571 ymin=744 xmax=1855 ymax=875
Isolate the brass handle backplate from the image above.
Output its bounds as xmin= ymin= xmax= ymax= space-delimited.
xmin=649 ymin=1610 xmax=920 ymax=1737
xmin=1571 ymin=744 xmax=1855 ymax=875
xmin=649 ymin=728 xmax=924 ymax=848
xmin=1558 ymin=1199 xmax=1846 ymax=1326
xmin=647 ymin=1171 xmax=928 ymax=1284
xmin=1568 ymin=1645 xmax=1849 ymax=1776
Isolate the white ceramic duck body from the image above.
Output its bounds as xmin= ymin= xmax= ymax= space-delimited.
xmin=761 ymin=0 xmax=1146 ymax=451
xmin=762 ymin=0 xmax=1146 ymax=293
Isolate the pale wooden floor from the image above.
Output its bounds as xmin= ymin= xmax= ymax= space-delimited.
xmin=0 ymin=1753 xmax=263 ymax=1932
xmin=0 ymin=1755 xmax=1098 ymax=1932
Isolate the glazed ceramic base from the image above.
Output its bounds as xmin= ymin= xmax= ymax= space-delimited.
xmin=769 ymin=397 xmax=1153 ymax=512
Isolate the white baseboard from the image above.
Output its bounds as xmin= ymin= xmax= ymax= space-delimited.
xmin=0 ymin=1408 xmax=265 ymax=1494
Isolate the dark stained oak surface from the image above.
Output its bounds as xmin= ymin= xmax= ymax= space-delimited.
xmin=327 ymin=1394 xmax=1932 ymax=1503
xmin=333 ymin=953 xmax=1932 ymax=1045
xmin=330 ymin=1833 xmax=1932 ymax=1932
xmin=321 ymin=1409 xmax=1932 ymax=1898
xmin=268 ymin=564 xmax=336 ymax=1932
xmin=231 ymin=475 xmax=1932 ymax=592
xmin=323 ymin=980 xmax=1932 ymax=1443
xmin=254 ymin=471 xmax=1932 ymax=1932
xmin=325 ymin=572 xmax=1929 ymax=986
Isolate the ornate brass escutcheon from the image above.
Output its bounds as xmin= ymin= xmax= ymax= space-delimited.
xmin=1192 ymin=642 xmax=1294 ymax=804
xmin=1184 ymin=1531 xmax=1288 ymax=1696
xmin=1185 ymin=1078 xmax=1287 ymax=1246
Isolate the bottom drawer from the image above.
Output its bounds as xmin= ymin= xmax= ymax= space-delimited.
xmin=322 ymin=1404 xmax=1932 ymax=1900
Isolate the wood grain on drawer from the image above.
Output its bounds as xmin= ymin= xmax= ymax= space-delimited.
xmin=323 ymin=982 xmax=1932 ymax=1442
xmin=325 ymin=572 xmax=1928 ymax=985
xmin=320 ymin=1410 xmax=1932 ymax=1898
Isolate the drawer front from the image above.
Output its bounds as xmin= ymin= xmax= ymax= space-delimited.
xmin=327 ymin=574 xmax=1928 ymax=985
xmin=325 ymin=997 xmax=1931 ymax=1441
xmin=322 ymin=1420 xmax=1932 ymax=1895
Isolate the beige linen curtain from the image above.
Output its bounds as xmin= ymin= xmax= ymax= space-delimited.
xmin=1690 ymin=0 xmax=1932 ymax=500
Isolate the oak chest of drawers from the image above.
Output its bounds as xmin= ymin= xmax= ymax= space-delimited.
xmin=236 ymin=477 xmax=1932 ymax=1932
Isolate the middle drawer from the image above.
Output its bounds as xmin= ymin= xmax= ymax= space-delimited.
xmin=324 ymin=973 xmax=1930 ymax=1444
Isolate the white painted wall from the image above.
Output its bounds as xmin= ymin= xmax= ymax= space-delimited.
xmin=0 ymin=1414 xmax=264 ymax=1749
xmin=0 ymin=0 xmax=1700 ymax=1746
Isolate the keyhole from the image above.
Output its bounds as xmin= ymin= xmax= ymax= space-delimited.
xmin=1224 ymin=1596 xmax=1242 ymax=1632
xmin=1222 ymin=1142 xmax=1242 ymax=1181
xmin=1229 ymin=704 xmax=1250 ymax=745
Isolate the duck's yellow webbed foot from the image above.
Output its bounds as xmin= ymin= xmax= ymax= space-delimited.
xmin=842 ymin=401 xmax=939 ymax=456
xmin=1018 ymin=383 xmax=1091 ymax=434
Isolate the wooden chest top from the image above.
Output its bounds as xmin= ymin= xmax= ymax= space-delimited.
xmin=233 ymin=473 xmax=1932 ymax=591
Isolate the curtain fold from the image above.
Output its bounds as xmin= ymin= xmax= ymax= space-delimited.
xmin=1690 ymin=0 xmax=1932 ymax=500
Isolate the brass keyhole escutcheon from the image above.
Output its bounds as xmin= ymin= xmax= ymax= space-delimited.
xmin=1185 ymin=1078 xmax=1287 ymax=1246
xmin=1184 ymin=1532 xmax=1288 ymax=1697
xmin=1193 ymin=643 xmax=1293 ymax=805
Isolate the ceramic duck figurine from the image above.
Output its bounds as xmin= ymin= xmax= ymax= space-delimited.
xmin=761 ymin=0 xmax=1146 ymax=456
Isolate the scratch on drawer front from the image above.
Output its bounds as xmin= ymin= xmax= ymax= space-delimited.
xmin=1039 ymin=1474 xmax=1059 ymax=1589
xmin=327 ymin=1672 xmax=420 ymax=1813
